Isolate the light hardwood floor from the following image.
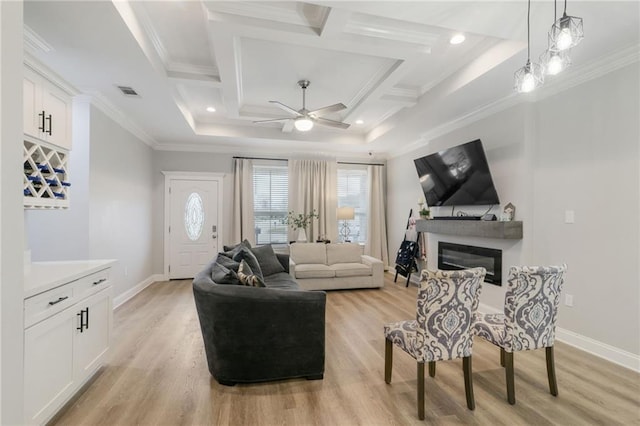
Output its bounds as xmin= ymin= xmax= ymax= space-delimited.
xmin=52 ymin=274 xmax=640 ymax=425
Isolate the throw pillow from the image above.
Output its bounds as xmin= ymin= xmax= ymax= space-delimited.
xmin=222 ymin=239 xmax=252 ymax=256
xmin=250 ymin=244 xmax=285 ymax=277
xmin=237 ymin=259 xmax=265 ymax=287
xmin=215 ymin=254 xmax=241 ymax=272
xmin=232 ymin=247 xmax=264 ymax=281
xmin=211 ymin=262 xmax=240 ymax=285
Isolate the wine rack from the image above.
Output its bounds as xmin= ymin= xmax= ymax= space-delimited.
xmin=23 ymin=140 xmax=70 ymax=209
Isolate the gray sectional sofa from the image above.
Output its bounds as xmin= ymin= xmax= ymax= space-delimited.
xmin=192 ymin=243 xmax=326 ymax=385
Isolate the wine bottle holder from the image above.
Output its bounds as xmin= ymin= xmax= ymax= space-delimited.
xmin=23 ymin=141 xmax=69 ymax=209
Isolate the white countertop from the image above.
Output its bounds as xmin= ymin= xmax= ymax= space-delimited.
xmin=24 ymin=259 xmax=117 ymax=299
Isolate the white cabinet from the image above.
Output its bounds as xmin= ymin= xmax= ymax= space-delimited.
xmin=23 ymin=263 xmax=114 ymax=425
xmin=23 ymin=66 xmax=72 ymax=151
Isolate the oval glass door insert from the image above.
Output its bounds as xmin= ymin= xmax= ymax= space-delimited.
xmin=184 ymin=192 xmax=204 ymax=241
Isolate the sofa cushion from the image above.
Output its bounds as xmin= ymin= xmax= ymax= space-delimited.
xmin=326 ymin=243 xmax=362 ymax=265
xmin=211 ymin=262 xmax=241 ymax=285
xmin=250 ymin=245 xmax=285 ymax=277
xmin=263 ymin=272 xmax=301 ymax=290
xmin=215 ymin=254 xmax=241 ymax=272
xmin=232 ymin=247 xmax=264 ymax=281
xmin=237 ymin=260 xmax=265 ymax=287
xmin=290 ymin=243 xmax=327 ymax=265
xmin=294 ymin=264 xmax=335 ymax=279
xmin=221 ymin=240 xmax=252 ymax=259
xmin=330 ymin=262 xmax=372 ymax=278
xmin=223 ymin=239 xmax=252 ymax=253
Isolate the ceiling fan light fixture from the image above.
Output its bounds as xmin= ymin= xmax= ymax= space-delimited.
xmin=294 ymin=117 xmax=314 ymax=131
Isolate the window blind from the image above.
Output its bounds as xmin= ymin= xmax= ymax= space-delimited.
xmin=337 ymin=166 xmax=369 ymax=243
xmin=253 ymin=163 xmax=289 ymax=244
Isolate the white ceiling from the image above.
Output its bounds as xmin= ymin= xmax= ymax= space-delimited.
xmin=23 ymin=1 xmax=640 ymax=158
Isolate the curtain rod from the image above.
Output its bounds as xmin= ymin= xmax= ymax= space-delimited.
xmin=232 ymin=156 xmax=384 ymax=166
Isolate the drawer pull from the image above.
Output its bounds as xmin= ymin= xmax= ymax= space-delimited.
xmin=48 ymin=296 xmax=68 ymax=306
xmin=93 ymin=278 xmax=107 ymax=286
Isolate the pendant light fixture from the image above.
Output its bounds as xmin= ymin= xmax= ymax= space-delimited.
xmin=549 ymin=0 xmax=583 ymax=51
xmin=540 ymin=0 xmax=571 ymax=75
xmin=514 ymin=0 xmax=544 ymax=93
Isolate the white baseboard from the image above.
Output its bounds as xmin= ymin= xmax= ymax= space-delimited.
xmin=555 ymin=328 xmax=640 ymax=372
xmin=478 ymin=303 xmax=640 ymax=372
xmin=113 ymin=274 xmax=163 ymax=309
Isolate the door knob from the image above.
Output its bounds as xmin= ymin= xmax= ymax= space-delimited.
xmin=212 ymin=235 xmax=217 ymax=239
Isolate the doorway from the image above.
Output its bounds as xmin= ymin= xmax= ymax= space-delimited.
xmin=163 ymin=172 xmax=224 ymax=279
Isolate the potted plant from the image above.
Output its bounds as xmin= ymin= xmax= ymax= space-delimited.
xmin=282 ymin=210 xmax=319 ymax=242
xmin=418 ymin=199 xmax=430 ymax=219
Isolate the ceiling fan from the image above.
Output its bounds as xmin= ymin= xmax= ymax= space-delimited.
xmin=253 ymin=80 xmax=350 ymax=131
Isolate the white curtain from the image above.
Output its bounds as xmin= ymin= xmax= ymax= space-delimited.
xmin=366 ymin=165 xmax=389 ymax=268
xmin=288 ymin=159 xmax=338 ymax=242
xmin=232 ymin=158 xmax=255 ymax=245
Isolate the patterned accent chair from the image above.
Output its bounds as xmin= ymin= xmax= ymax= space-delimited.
xmin=473 ymin=264 xmax=567 ymax=405
xmin=383 ymin=268 xmax=486 ymax=419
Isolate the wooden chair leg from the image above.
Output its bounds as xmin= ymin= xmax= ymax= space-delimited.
xmin=500 ymin=348 xmax=506 ymax=367
xmin=463 ymin=356 xmax=475 ymax=410
xmin=505 ymin=351 xmax=515 ymax=404
xmin=384 ymin=338 xmax=393 ymax=384
xmin=546 ymin=346 xmax=558 ymax=396
xmin=428 ymin=361 xmax=436 ymax=377
xmin=405 ymin=271 xmax=411 ymax=287
xmin=394 ymin=271 xmax=399 ymax=282
xmin=417 ymin=362 xmax=425 ymax=420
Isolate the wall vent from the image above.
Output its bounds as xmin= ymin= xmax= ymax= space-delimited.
xmin=117 ymin=85 xmax=139 ymax=97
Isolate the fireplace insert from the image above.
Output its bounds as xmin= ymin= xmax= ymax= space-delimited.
xmin=438 ymin=242 xmax=502 ymax=285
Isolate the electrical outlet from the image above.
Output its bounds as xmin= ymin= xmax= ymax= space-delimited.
xmin=565 ymin=210 xmax=575 ymax=224
xmin=565 ymin=294 xmax=574 ymax=307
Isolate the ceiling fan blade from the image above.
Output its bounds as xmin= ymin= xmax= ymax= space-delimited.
xmin=253 ymin=118 xmax=291 ymax=124
xmin=313 ymin=117 xmax=350 ymax=129
xmin=308 ymin=103 xmax=346 ymax=116
xmin=269 ymin=101 xmax=302 ymax=117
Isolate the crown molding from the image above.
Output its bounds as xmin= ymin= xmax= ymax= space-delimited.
xmin=23 ymin=53 xmax=79 ymax=96
xmin=387 ymin=44 xmax=640 ymax=159
xmin=83 ymin=90 xmax=158 ymax=148
xmin=345 ymin=12 xmax=438 ymax=49
xmin=24 ymin=25 xmax=52 ymax=54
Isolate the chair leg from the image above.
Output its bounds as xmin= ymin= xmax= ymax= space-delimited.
xmin=384 ymin=338 xmax=393 ymax=384
xmin=417 ymin=362 xmax=425 ymax=420
xmin=505 ymin=351 xmax=515 ymax=405
xmin=405 ymin=271 xmax=411 ymax=287
xmin=394 ymin=271 xmax=399 ymax=283
xmin=546 ymin=346 xmax=559 ymax=397
xmin=428 ymin=361 xmax=436 ymax=377
xmin=500 ymin=348 xmax=506 ymax=367
xmin=463 ymin=356 xmax=475 ymax=410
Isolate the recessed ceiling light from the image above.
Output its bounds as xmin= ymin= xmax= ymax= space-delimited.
xmin=206 ymin=106 xmax=216 ymax=112
xmin=450 ymin=34 xmax=466 ymax=45
xmin=355 ymin=119 xmax=364 ymax=125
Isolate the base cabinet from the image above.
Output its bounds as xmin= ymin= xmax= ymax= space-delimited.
xmin=23 ymin=266 xmax=113 ymax=425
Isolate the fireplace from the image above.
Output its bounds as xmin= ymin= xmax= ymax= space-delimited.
xmin=438 ymin=242 xmax=502 ymax=286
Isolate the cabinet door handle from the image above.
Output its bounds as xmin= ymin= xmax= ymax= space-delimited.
xmin=38 ymin=111 xmax=46 ymax=132
xmin=45 ymin=114 xmax=52 ymax=135
xmin=77 ymin=311 xmax=84 ymax=332
xmin=48 ymin=296 xmax=68 ymax=306
xmin=85 ymin=307 xmax=89 ymax=330
xmin=92 ymin=278 xmax=107 ymax=286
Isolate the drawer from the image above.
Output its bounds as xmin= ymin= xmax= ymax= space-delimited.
xmin=73 ymin=268 xmax=111 ymax=300
xmin=25 ymin=284 xmax=74 ymax=328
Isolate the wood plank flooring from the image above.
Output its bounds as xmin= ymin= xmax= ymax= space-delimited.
xmin=52 ymin=274 xmax=640 ymax=425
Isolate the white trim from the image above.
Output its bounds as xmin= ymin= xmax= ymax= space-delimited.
xmin=112 ymin=274 xmax=164 ymax=309
xmin=555 ymin=328 xmax=640 ymax=373
xmin=163 ymin=172 xmax=225 ymax=279
xmin=24 ymin=25 xmax=52 ymax=53
xmin=23 ymin=53 xmax=79 ymax=96
xmin=478 ymin=302 xmax=640 ymax=372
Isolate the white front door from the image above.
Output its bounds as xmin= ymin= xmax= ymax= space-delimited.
xmin=168 ymin=178 xmax=220 ymax=279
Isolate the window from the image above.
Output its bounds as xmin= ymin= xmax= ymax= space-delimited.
xmin=253 ymin=162 xmax=288 ymax=244
xmin=337 ymin=166 xmax=368 ymax=243
xmin=184 ymin=192 xmax=204 ymax=241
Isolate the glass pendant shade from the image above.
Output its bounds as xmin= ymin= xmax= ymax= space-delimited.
xmin=549 ymin=13 xmax=583 ymax=51
xmin=540 ymin=48 xmax=571 ymax=75
xmin=514 ymin=61 xmax=544 ymax=93
xmin=294 ymin=117 xmax=313 ymax=131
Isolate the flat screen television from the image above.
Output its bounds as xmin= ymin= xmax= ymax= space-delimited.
xmin=414 ymin=139 xmax=500 ymax=207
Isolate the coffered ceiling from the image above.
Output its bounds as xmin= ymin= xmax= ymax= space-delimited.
xmin=23 ymin=1 xmax=640 ymax=158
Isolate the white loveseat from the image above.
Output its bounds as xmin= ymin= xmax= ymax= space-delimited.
xmin=289 ymin=243 xmax=384 ymax=291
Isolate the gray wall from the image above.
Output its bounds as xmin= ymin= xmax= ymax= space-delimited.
xmin=151 ymin=151 xmax=234 ymax=273
xmin=386 ymin=63 xmax=639 ymax=355
xmin=88 ymin=106 xmax=155 ymax=298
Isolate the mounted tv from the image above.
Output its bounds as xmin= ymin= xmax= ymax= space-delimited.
xmin=414 ymin=139 xmax=500 ymax=207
